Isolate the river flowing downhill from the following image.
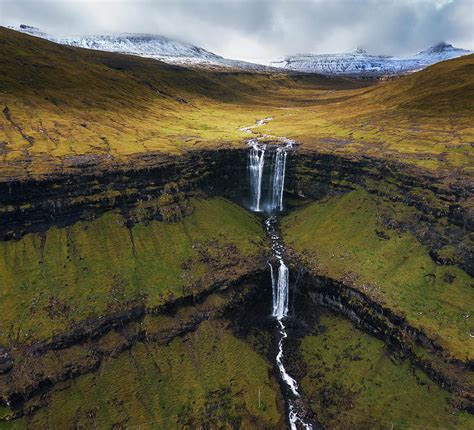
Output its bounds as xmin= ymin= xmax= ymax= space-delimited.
xmin=245 ymin=120 xmax=312 ymax=429
xmin=266 ymin=217 xmax=312 ymax=430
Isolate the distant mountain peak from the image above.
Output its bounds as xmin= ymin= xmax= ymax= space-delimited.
xmin=428 ymin=41 xmax=453 ymax=52
xmin=271 ymin=41 xmax=471 ymax=76
xmin=417 ymin=41 xmax=468 ymax=56
xmin=10 ymin=24 xmax=271 ymax=72
xmin=353 ymin=47 xmax=368 ymax=55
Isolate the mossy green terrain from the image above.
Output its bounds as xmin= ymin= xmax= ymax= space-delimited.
xmin=0 ymin=197 xmax=267 ymax=344
xmin=2 ymin=320 xmax=282 ymax=429
xmin=299 ymin=312 xmax=473 ymax=430
xmin=2 ymin=27 xmax=472 ymax=183
xmin=282 ymin=189 xmax=474 ymax=361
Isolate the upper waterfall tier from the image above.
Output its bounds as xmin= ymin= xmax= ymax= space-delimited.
xmin=248 ymin=139 xmax=293 ymax=213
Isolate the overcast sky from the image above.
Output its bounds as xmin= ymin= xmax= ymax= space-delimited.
xmin=1 ymin=0 xmax=473 ymax=60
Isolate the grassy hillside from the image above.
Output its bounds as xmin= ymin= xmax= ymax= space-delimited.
xmin=282 ymin=189 xmax=474 ymax=361
xmin=258 ymin=54 xmax=474 ymax=174
xmin=0 ymin=26 xmax=354 ymax=182
xmin=0 ymin=197 xmax=267 ymax=344
xmin=299 ymin=312 xmax=473 ymax=430
xmin=4 ymin=27 xmax=473 ymax=182
xmin=2 ymin=320 xmax=283 ymax=429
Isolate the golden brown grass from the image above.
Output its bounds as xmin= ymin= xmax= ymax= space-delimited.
xmin=0 ymin=26 xmax=472 ymax=181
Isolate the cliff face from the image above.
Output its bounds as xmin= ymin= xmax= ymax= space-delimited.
xmin=0 ymin=146 xmax=472 ymax=427
xmin=3 ymin=147 xmax=471 ymax=271
xmin=0 ymin=149 xmax=249 ymax=241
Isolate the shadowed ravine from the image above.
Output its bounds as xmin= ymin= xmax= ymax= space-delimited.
xmin=247 ymin=123 xmax=314 ymax=428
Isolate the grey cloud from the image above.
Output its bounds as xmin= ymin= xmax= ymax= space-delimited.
xmin=0 ymin=0 xmax=472 ymax=60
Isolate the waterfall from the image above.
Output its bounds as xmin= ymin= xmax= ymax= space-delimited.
xmin=273 ymin=259 xmax=289 ymax=320
xmin=248 ymin=139 xmax=291 ymax=213
xmin=264 ymin=217 xmax=313 ymax=430
xmin=248 ymin=140 xmax=265 ymax=212
xmin=270 ymin=148 xmax=288 ymax=212
xmin=248 ymin=134 xmax=311 ymax=428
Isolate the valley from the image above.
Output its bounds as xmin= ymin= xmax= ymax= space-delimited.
xmin=0 ymin=26 xmax=472 ymax=429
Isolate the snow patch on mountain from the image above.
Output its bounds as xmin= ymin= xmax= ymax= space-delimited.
xmin=10 ymin=25 xmax=271 ymax=71
xmin=11 ymin=25 xmax=471 ymax=76
xmin=271 ymin=42 xmax=471 ymax=76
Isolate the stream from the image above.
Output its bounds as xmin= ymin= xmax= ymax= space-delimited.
xmin=245 ymin=118 xmax=312 ymax=429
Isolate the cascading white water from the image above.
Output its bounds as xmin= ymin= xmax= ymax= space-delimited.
xmin=273 ymin=259 xmax=289 ymax=320
xmin=265 ymin=217 xmax=313 ymax=430
xmin=248 ymin=138 xmax=292 ymax=213
xmin=248 ymin=140 xmax=265 ymax=212
xmin=271 ymin=256 xmax=313 ymax=430
xmin=270 ymin=148 xmax=288 ymax=212
xmin=249 ymin=134 xmax=311 ymax=429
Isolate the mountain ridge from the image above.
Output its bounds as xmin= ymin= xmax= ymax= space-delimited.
xmin=271 ymin=42 xmax=471 ymax=76
xmin=10 ymin=24 xmax=271 ymax=71
xmin=11 ymin=24 xmax=472 ymax=75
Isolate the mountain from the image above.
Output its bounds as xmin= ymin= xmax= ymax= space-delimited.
xmin=11 ymin=24 xmax=270 ymax=71
xmin=271 ymin=42 xmax=471 ymax=76
xmin=15 ymin=25 xmax=469 ymax=76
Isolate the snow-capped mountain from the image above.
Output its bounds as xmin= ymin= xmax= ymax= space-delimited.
xmin=270 ymin=43 xmax=471 ymax=76
xmin=11 ymin=25 xmax=270 ymax=71
xmin=11 ymin=25 xmax=471 ymax=76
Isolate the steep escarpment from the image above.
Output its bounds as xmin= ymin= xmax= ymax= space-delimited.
xmin=0 ymin=197 xmax=272 ymax=417
xmin=0 ymin=148 xmax=249 ymax=240
xmin=1 ymin=144 xmax=472 ymax=426
xmin=3 ymin=318 xmax=284 ymax=429
xmin=294 ymin=311 xmax=472 ymax=429
xmin=0 ymin=270 xmax=271 ymax=410
xmin=0 ymin=197 xmax=268 ymax=343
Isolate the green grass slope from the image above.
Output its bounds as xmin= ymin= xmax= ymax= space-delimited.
xmin=2 ymin=320 xmax=283 ymax=429
xmin=282 ymin=189 xmax=473 ymax=361
xmin=0 ymin=197 xmax=267 ymax=344
xmin=1 ymin=27 xmax=472 ymax=179
xmin=0 ymin=26 xmax=353 ymax=182
xmin=299 ymin=312 xmax=473 ymax=430
xmin=259 ymin=55 xmax=474 ymax=174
